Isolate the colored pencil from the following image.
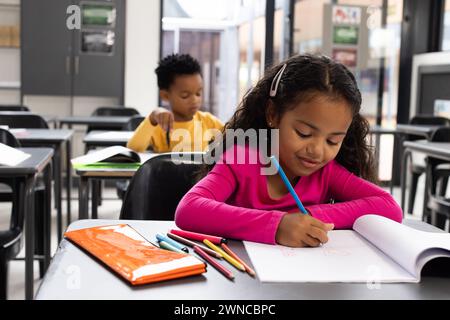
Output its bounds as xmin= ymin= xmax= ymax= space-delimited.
xmin=170 ymin=229 xmax=227 ymax=245
xmin=203 ymin=239 xmax=245 ymax=272
xmin=156 ymin=233 xmax=188 ymax=252
xmin=166 ymin=130 xmax=170 ymax=147
xmin=167 ymin=232 xmax=222 ymax=259
xmin=221 ymin=243 xmax=256 ymax=277
xmin=158 ymin=240 xmax=186 ymax=254
xmin=270 ymin=155 xmax=308 ymax=214
xmin=194 ymin=246 xmax=234 ymax=280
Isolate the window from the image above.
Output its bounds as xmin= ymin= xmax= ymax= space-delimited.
xmin=442 ymin=0 xmax=450 ymax=51
xmin=292 ymin=0 xmax=403 ymax=181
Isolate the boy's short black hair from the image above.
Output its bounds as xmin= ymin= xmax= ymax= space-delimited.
xmin=155 ymin=53 xmax=201 ymax=90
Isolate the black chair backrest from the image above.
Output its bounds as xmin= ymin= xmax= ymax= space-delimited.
xmin=0 ymin=114 xmax=49 ymax=129
xmin=123 ymin=115 xmax=145 ymax=131
xmin=120 ymin=153 xmax=204 ymax=220
xmin=407 ymin=115 xmax=450 ymax=141
xmin=427 ymin=126 xmax=450 ymax=193
xmin=0 ymin=128 xmax=21 ymax=147
xmin=88 ymin=106 xmax=140 ymax=132
xmin=91 ymin=106 xmax=140 ymax=117
xmin=0 ymin=105 xmax=30 ymax=112
xmin=430 ymin=126 xmax=450 ymax=143
xmin=0 ymin=128 xmax=23 ymax=231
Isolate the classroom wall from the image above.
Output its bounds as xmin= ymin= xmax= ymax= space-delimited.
xmin=124 ymin=0 xmax=160 ymax=117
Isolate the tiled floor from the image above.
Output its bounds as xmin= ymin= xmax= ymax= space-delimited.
xmin=0 ymin=175 xmax=435 ymax=299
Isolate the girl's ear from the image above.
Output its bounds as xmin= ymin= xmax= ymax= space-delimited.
xmin=159 ymin=90 xmax=170 ymax=102
xmin=266 ymin=100 xmax=280 ymax=128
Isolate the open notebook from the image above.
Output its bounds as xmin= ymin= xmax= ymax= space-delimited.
xmin=71 ymin=146 xmax=156 ymax=170
xmin=64 ymin=224 xmax=206 ymax=285
xmin=244 ymin=215 xmax=450 ymax=283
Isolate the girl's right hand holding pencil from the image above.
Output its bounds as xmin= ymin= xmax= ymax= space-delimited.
xmin=276 ymin=213 xmax=334 ymax=248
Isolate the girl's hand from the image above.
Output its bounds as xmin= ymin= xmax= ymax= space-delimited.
xmin=275 ymin=213 xmax=334 ymax=247
xmin=149 ymin=107 xmax=174 ymax=132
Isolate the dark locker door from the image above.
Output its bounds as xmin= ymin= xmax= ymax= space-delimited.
xmin=72 ymin=0 xmax=125 ymax=97
xmin=21 ymin=0 xmax=73 ymax=95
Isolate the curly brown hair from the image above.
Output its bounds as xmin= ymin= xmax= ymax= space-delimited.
xmin=202 ymin=54 xmax=378 ymax=183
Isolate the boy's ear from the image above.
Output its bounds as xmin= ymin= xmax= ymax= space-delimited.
xmin=266 ymin=100 xmax=280 ymax=127
xmin=159 ymin=89 xmax=170 ymax=102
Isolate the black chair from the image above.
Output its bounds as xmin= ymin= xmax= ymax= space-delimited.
xmin=123 ymin=115 xmax=145 ymax=131
xmin=406 ymin=115 xmax=450 ymax=214
xmin=120 ymin=153 xmax=204 ymax=220
xmin=87 ymin=106 xmax=140 ymax=133
xmin=115 ymin=115 xmax=146 ymax=200
xmin=0 ymin=113 xmax=49 ymax=129
xmin=0 ymin=105 xmax=30 ymax=112
xmin=0 ymin=129 xmax=49 ymax=299
xmin=425 ymin=127 xmax=450 ymax=231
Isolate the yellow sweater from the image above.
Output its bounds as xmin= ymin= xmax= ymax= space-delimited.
xmin=126 ymin=111 xmax=224 ymax=153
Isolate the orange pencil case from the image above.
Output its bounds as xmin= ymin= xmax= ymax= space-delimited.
xmin=64 ymin=224 xmax=206 ymax=285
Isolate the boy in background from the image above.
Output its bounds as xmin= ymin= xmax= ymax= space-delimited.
xmin=127 ymin=54 xmax=223 ymax=153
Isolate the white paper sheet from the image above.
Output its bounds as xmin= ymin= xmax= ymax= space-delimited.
xmin=244 ymin=230 xmax=416 ymax=283
xmin=0 ymin=143 xmax=31 ymax=166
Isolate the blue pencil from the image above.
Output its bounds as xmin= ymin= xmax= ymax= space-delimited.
xmin=156 ymin=233 xmax=189 ymax=252
xmin=270 ymin=155 xmax=308 ymax=214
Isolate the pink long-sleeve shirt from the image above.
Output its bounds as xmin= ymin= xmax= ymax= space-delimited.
xmin=175 ymin=144 xmax=403 ymax=244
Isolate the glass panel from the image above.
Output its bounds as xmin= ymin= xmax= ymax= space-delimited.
xmin=179 ymin=31 xmax=221 ymax=115
xmin=81 ymin=30 xmax=115 ymax=54
xmin=443 ymin=0 xmax=450 ymax=51
xmin=81 ymin=3 xmax=116 ymax=27
xmin=238 ymin=10 xmax=266 ymax=101
xmin=162 ymin=30 xmax=175 ymax=58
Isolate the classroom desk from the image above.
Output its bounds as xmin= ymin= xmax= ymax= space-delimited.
xmin=396 ymin=124 xmax=441 ymax=139
xmin=401 ymin=140 xmax=450 ymax=219
xmin=75 ymin=166 xmax=137 ymax=220
xmin=35 ymin=219 xmax=450 ymax=300
xmin=11 ymin=129 xmax=74 ymax=242
xmin=83 ymin=130 xmax=133 ymax=149
xmin=58 ymin=116 xmax=132 ymax=130
xmin=0 ymin=148 xmax=53 ymax=300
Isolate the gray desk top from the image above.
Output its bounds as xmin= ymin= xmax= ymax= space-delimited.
xmin=369 ymin=125 xmax=398 ymax=135
xmin=35 ymin=219 xmax=450 ymax=300
xmin=0 ymin=148 xmax=54 ymax=175
xmin=403 ymin=140 xmax=450 ymax=161
xmin=83 ymin=130 xmax=133 ymax=146
xmin=58 ymin=116 xmax=132 ymax=126
xmin=11 ymin=128 xmax=74 ymax=143
xmin=396 ymin=124 xmax=441 ymax=137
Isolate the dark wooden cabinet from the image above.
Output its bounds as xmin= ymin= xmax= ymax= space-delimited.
xmin=21 ymin=0 xmax=125 ymax=98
